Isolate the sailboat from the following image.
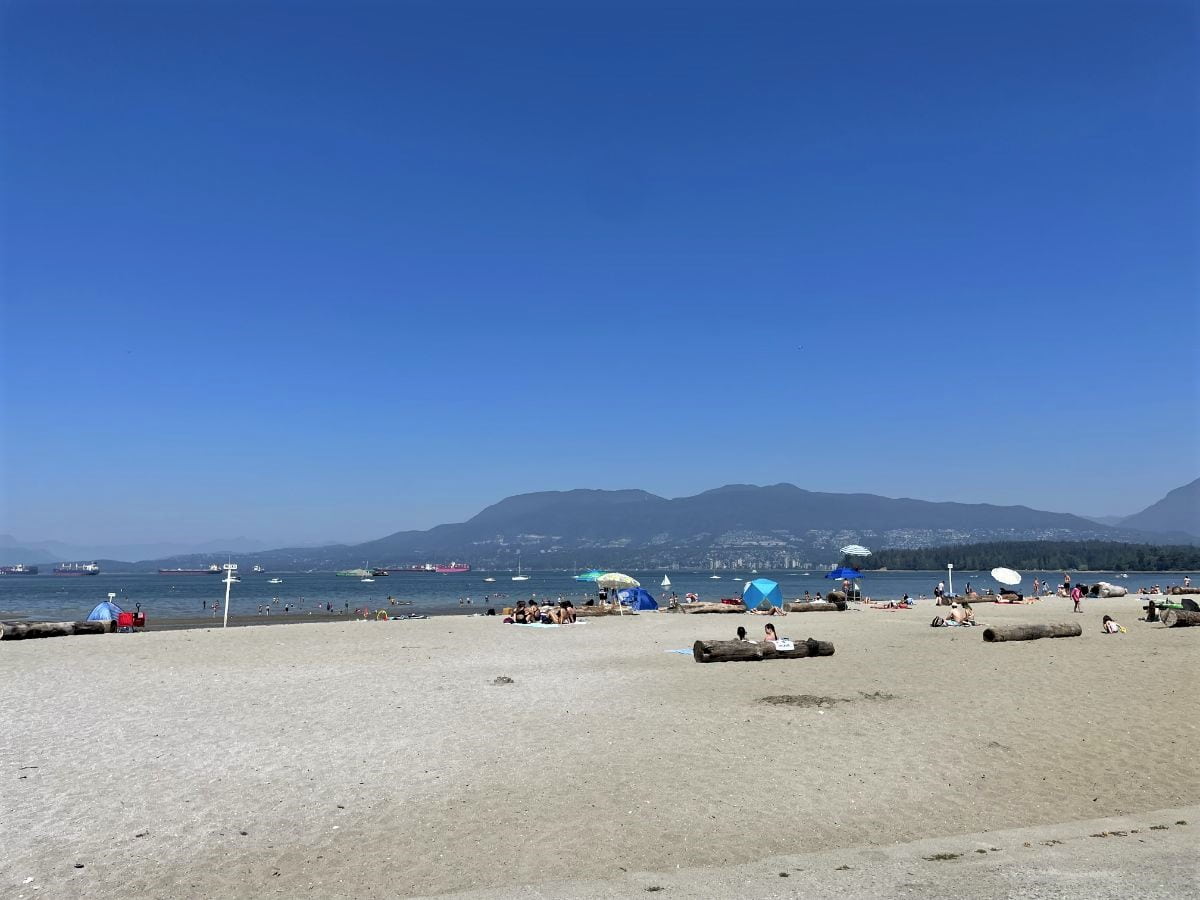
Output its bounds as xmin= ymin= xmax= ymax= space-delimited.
xmin=661 ymin=575 xmax=671 ymax=588
xmin=361 ymin=561 xmax=375 ymax=583
xmin=512 ymin=552 xmax=529 ymax=581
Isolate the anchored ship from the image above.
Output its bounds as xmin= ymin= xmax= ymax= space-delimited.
xmin=435 ymin=562 xmax=471 ymax=574
xmin=0 ymin=564 xmax=39 ymax=575
xmin=53 ymin=562 xmax=100 ymax=576
xmin=158 ymin=564 xmax=223 ymax=575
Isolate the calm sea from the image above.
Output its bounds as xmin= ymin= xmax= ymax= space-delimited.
xmin=0 ymin=569 xmax=1183 ymax=623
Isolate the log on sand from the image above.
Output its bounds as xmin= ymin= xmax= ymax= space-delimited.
xmin=681 ymin=603 xmax=746 ymax=614
xmin=0 ymin=620 xmax=114 ymax=640
xmin=982 ymin=622 xmax=1082 ymax=643
xmin=573 ymin=606 xmax=615 ymax=617
xmin=1161 ymin=609 xmax=1200 ymax=628
xmin=1168 ymin=586 xmax=1200 ymax=595
xmin=783 ymin=600 xmax=845 ymax=613
xmin=693 ymin=637 xmax=835 ymax=663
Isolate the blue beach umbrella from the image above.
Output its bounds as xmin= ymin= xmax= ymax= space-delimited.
xmin=742 ymin=578 xmax=783 ymax=610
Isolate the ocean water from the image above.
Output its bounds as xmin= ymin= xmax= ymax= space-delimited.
xmin=0 ymin=569 xmax=1184 ymax=623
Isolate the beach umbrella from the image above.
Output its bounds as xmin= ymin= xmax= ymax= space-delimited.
xmin=573 ymin=569 xmax=605 ymax=582
xmin=824 ymin=567 xmax=863 ymax=580
xmin=991 ymin=567 xmax=1022 ymax=586
xmin=596 ymin=572 xmax=639 ymax=588
xmin=839 ymin=544 xmax=872 ymax=557
xmin=742 ymin=578 xmax=783 ymax=611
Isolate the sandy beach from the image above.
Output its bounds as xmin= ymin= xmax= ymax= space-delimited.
xmin=3 ymin=597 xmax=1198 ymax=898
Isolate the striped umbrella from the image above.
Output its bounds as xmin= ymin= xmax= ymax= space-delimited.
xmin=839 ymin=544 xmax=872 ymax=557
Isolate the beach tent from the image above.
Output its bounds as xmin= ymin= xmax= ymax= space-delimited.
xmin=617 ymin=587 xmax=658 ymax=611
xmin=742 ymin=578 xmax=783 ymax=611
xmin=824 ymin=567 xmax=862 ymax=580
xmin=86 ymin=600 xmax=123 ymax=621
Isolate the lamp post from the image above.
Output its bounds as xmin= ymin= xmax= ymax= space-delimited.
xmin=947 ymin=563 xmax=954 ymax=598
xmin=222 ymin=563 xmax=238 ymax=628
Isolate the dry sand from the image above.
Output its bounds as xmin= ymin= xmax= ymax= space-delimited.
xmin=2 ymin=598 xmax=1197 ymax=898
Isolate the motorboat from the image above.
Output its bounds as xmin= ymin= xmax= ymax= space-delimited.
xmin=268 ymin=577 xmax=283 ymax=584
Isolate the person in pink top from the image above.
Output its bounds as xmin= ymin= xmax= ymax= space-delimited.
xmin=1071 ymin=584 xmax=1083 ymax=613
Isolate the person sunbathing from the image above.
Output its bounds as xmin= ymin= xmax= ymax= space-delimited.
xmin=763 ymin=623 xmax=779 ymax=642
xmin=512 ymin=601 xmax=528 ymax=624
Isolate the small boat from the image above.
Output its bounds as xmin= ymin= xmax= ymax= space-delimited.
xmin=252 ymin=565 xmax=264 ymax=573
xmin=709 ymin=575 xmax=721 ymax=580
xmin=483 ymin=577 xmax=496 ymax=582
xmin=268 ymin=577 xmax=283 ymax=584
xmin=371 ymin=568 xmax=390 ymax=577
xmin=361 ymin=577 xmax=375 ymax=583
xmin=661 ymin=575 xmax=671 ymax=588
xmin=512 ymin=553 xmax=529 ymax=581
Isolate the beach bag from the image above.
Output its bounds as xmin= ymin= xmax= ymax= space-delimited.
xmin=931 ymin=616 xmax=945 ymax=627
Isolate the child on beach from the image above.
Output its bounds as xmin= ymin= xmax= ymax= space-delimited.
xmin=1071 ymin=584 xmax=1083 ymax=613
xmin=763 ymin=623 xmax=778 ymax=642
xmin=1102 ymin=615 xmax=1125 ymax=633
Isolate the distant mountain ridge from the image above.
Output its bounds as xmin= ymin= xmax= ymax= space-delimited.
xmin=108 ymin=481 xmax=1194 ymax=571
xmin=1117 ymin=478 xmax=1200 ymax=538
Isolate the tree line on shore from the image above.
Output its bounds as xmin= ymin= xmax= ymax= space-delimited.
xmin=848 ymin=541 xmax=1200 ymax=573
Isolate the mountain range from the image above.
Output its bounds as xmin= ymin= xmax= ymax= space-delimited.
xmin=41 ymin=478 xmax=1195 ymax=571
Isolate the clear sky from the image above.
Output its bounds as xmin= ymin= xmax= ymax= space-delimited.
xmin=1 ymin=0 xmax=1197 ymax=546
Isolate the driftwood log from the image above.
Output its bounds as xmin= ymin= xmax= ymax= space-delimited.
xmin=1168 ymin=587 xmax=1200 ymax=595
xmin=1161 ymin=609 xmax=1200 ymax=628
xmin=681 ymin=603 xmax=746 ymax=614
xmin=825 ymin=590 xmax=847 ymax=604
xmin=573 ymin=606 xmax=614 ymax=617
xmin=982 ymin=622 xmax=1083 ymax=643
xmin=783 ymin=600 xmax=845 ymax=613
xmin=0 ymin=620 xmax=114 ymax=640
xmin=693 ymin=637 xmax=835 ymax=663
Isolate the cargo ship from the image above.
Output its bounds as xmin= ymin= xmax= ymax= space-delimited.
xmin=158 ymin=564 xmax=223 ymax=575
xmin=434 ymin=562 xmax=471 ymax=574
xmin=370 ymin=568 xmax=390 ymax=577
xmin=0 ymin=564 xmax=39 ymax=575
xmin=336 ymin=568 xmax=369 ymax=577
xmin=385 ymin=564 xmax=436 ymax=573
xmin=54 ymin=562 xmax=100 ymax=576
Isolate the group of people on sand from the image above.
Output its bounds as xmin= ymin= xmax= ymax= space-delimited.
xmin=735 ymin=623 xmax=787 ymax=643
xmin=506 ymin=598 xmax=577 ymax=625
xmin=932 ymin=601 xmax=978 ymax=627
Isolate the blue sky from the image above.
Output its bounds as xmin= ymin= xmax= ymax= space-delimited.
xmin=2 ymin=0 xmax=1197 ymax=545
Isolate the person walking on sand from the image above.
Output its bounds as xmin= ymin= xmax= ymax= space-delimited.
xmin=1070 ymin=583 xmax=1083 ymax=613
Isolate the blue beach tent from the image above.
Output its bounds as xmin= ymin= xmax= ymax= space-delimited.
xmin=617 ymin=587 xmax=658 ymax=611
xmin=742 ymin=578 xmax=783 ymax=611
xmin=824 ymin=567 xmax=863 ymax=580
xmin=86 ymin=600 xmax=123 ymax=621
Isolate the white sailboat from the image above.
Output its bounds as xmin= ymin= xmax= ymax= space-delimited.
xmin=661 ymin=575 xmax=671 ymax=588
xmin=361 ymin=561 xmax=375 ymax=583
xmin=512 ymin=552 xmax=529 ymax=581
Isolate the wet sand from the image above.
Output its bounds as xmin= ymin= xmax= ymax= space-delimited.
xmin=3 ymin=597 xmax=1197 ymax=898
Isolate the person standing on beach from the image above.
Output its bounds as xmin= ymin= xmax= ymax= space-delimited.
xmin=1071 ymin=583 xmax=1083 ymax=613
xmin=1063 ymin=572 xmax=1071 ymax=595
xmin=1033 ymin=577 xmax=1041 ymax=596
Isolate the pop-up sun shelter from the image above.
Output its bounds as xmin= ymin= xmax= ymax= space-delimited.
xmin=86 ymin=600 xmax=123 ymax=621
xmin=617 ymin=587 xmax=658 ymax=611
xmin=742 ymin=578 xmax=783 ymax=611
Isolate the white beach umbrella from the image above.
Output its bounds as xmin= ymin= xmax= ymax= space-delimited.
xmin=597 ymin=572 xmax=640 ymax=589
xmin=990 ymin=567 xmax=1022 ymax=586
xmin=839 ymin=544 xmax=872 ymax=557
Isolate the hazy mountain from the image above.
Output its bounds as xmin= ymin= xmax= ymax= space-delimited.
xmin=1118 ymin=478 xmax=1200 ymax=538
xmin=127 ymin=483 xmax=1152 ymax=571
xmin=0 ymin=534 xmax=271 ymax=564
xmin=1082 ymin=515 xmax=1127 ymax=527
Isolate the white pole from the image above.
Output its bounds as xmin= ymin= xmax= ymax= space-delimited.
xmin=222 ymin=563 xmax=235 ymax=628
xmin=947 ymin=563 xmax=954 ymax=598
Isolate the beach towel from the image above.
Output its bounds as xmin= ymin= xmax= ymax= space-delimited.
xmin=664 ymin=648 xmax=692 ymax=655
xmin=516 ymin=622 xmax=560 ymax=628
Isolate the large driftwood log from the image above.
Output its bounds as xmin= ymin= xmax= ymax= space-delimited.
xmin=825 ymin=590 xmax=847 ymax=604
xmin=982 ymin=622 xmax=1082 ymax=643
xmin=573 ymin=606 xmax=614 ymax=617
xmin=1161 ymin=609 xmax=1200 ymax=628
xmin=693 ymin=637 xmax=835 ymax=663
xmin=0 ymin=620 xmax=114 ymax=640
xmin=1168 ymin=587 xmax=1200 ymax=595
xmin=783 ymin=601 xmax=845 ymax=613
xmin=681 ymin=603 xmax=746 ymax=614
